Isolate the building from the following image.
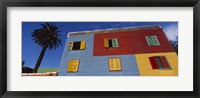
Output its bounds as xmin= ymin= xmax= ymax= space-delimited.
xmin=22 ymin=72 xmax=58 ymax=76
xmin=58 ymin=25 xmax=178 ymax=76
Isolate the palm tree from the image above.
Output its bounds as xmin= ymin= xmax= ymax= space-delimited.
xmin=32 ymin=23 xmax=61 ymax=73
xmin=22 ymin=60 xmax=25 ymax=66
xmin=169 ymin=37 xmax=178 ymax=55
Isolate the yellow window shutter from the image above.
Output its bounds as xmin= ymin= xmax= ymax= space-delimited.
xmin=72 ymin=60 xmax=79 ymax=71
xmin=104 ymin=38 xmax=109 ymax=48
xmin=67 ymin=60 xmax=79 ymax=72
xmin=80 ymin=40 xmax=86 ymax=49
xmin=115 ymin=58 xmax=121 ymax=70
xmin=109 ymin=58 xmax=121 ymax=71
xmin=109 ymin=59 xmax=115 ymax=70
xmin=67 ymin=61 xmax=73 ymax=72
xmin=68 ymin=42 xmax=73 ymax=50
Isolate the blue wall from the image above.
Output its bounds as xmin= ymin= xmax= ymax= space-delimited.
xmin=58 ymin=34 xmax=140 ymax=76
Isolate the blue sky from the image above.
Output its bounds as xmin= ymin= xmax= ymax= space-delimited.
xmin=22 ymin=22 xmax=178 ymax=68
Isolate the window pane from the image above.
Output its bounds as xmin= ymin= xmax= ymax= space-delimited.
xmin=145 ymin=36 xmax=153 ymax=46
xmin=72 ymin=41 xmax=81 ymax=50
xmin=112 ymin=38 xmax=118 ymax=48
xmin=108 ymin=39 xmax=113 ymax=48
xmin=151 ymin=36 xmax=160 ymax=45
xmin=154 ymin=57 xmax=164 ymax=69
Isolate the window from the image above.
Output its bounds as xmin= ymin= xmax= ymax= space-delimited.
xmin=104 ymin=38 xmax=118 ymax=48
xmin=67 ymin=60 xmax=79 ymax=72
xmin=108 ymin=58 xmax=122 ymax=71
xmin=68 ymin=40 xmax=86 ymax=50
xmin=145 ymin=35 xmax=160 ymax=46
xmin=149 ymin=56 xmax=171 ymax=70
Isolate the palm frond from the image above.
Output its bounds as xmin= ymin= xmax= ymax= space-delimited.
xmin=31 ymin=23 xmax=62 ymax=49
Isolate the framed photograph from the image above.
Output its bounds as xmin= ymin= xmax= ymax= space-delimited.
xmin=0 ymin=0 xmax=199 ymax=98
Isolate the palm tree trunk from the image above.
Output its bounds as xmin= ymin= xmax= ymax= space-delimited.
xmin=32 ymin=45 xmax=48 ymax=73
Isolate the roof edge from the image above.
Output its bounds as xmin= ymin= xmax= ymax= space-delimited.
xmin=68 ymin=25 xmax=161 ymax=36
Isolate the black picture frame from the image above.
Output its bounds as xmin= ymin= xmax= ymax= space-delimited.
xmin=0 ymin=0 xmax=199 ymax=98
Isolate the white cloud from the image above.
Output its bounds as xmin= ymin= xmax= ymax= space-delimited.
xmin=163 ymin=24 xmax=178 ymax=41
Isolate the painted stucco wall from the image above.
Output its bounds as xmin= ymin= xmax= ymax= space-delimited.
xmin=58 ymin=34 xmax=140 ymax=76
xmin=93 ymin=28 xmax=174 ymax=56
xmin=135 ymin=52 xmax=178 ymax=76
xmin=58 ymin=26 xmax=178 ymax=76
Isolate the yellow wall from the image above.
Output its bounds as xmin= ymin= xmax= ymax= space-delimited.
xmin=135 ymin=52 xmax=178 ymax=76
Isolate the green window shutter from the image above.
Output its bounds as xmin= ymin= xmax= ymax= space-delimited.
xmin=145 ymin=36 xmax=153 ymax=46
xmin=112 ymin=38 xmax=118 ymax=48
xmin=151 ymin=36 xmax=160 ymax=45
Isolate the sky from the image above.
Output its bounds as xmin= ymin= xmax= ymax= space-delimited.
xmin=22 ymin=22 xmax=178 ymax=68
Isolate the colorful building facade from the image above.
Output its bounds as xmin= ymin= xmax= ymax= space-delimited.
xmin=58 ymin=25 xmax=178 ymax=76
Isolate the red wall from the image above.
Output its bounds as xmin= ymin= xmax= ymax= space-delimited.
xmin=93 ymin=28 xmax=174 ymax=56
